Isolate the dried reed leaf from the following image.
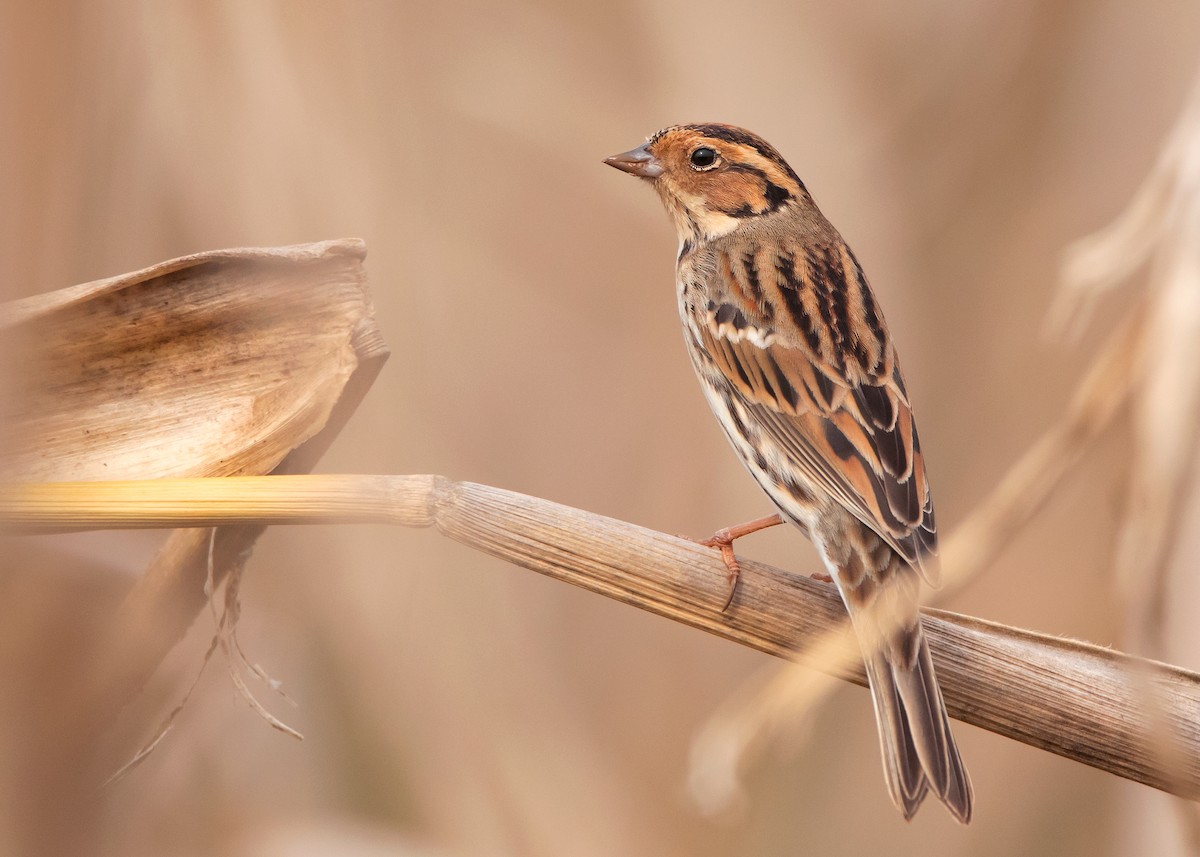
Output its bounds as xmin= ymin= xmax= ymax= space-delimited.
xmin=1110 ymin=104 xmax=1200 ymax=614
xmin=1048 ymin=72 xmax=1200 ymax=341
xmin=0 ymin=238 xmax=379 ymax=482
xmin=0 ymin=239 xmax=387 ymax=775
xmin=1062 ymin=72 xmax=1200 ymax=842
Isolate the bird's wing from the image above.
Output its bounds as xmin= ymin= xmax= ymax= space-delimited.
xmin=696 ymin=238 xmax=938 ymax=582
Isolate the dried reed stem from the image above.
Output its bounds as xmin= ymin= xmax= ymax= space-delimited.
xmin=3 ymin=474 xmax=1199 ymax=800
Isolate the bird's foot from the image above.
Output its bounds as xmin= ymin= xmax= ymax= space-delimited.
xmin=692 ymin=513 xmax=784 ymax=610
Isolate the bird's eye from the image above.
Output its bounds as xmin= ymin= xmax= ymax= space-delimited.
xmin=689 ymin=146 xmax=718 ymax=170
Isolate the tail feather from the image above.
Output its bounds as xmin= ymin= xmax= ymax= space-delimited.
xmin=862 ymin=653 xmax=929 ymax=819
xmin=885 ymin=632 xmax=973 ymax=824
xmin=832 ymin=543 xmax=973 ymax=823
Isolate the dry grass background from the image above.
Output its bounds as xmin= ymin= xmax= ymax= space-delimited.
xmin=2 ymin=2 xmax=1200 ymax=855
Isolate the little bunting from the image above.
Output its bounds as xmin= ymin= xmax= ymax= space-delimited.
xmin=606 ymin=124 xmax=972 ymax=823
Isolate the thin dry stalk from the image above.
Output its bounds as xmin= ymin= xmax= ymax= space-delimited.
xmin=688 ymin=660 xmax=837 ymax=817
xmin=1051 ymin=66 xmax=1200 ymax=851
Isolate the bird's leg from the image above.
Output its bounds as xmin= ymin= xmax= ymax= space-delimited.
xmin=694 ymin=513 xmax=784 ymax=610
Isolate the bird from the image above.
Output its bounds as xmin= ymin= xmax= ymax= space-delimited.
xmin=604 ymin=123 xmax=972 ymax=823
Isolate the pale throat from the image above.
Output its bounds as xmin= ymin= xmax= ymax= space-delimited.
xmin=659 ymin=187 xmax=740 ymax=245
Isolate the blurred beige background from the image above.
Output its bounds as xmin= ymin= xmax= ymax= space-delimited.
xmin=3 ymin=2 xmax=1200 ymax=855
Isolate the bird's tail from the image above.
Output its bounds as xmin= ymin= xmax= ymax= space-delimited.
xmin=860 ymin=626 xmax=972 ymax=823
xmin=835 ymin=549 xmax=973 ymax=823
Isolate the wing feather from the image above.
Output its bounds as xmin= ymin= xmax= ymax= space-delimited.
xmin=696 ymin=241 xmax=938 ymax=582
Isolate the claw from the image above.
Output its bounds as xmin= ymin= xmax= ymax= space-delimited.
xmin=698 ymin=536 xmax=742 ymax=610
xmin=691 ymin=513 xmax=784 ymax=611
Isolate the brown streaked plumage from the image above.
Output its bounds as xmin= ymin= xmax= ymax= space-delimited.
xmin=606 ymin=123 xmax=971 ymax=823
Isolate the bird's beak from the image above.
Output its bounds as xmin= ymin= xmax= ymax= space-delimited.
xmin=604 ymin=143 xmax=663 ymax=179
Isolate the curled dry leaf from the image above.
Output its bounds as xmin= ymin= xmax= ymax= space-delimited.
xmin=0 ymin=238 xmax=381 ymax=482
xmin=0 ymin=238 xmax=387 ymax=778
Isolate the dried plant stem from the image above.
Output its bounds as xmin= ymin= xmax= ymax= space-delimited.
xmin=3 ymin=474 xmax=1200 ymax=800
xmin=937 ymin=302 xmax=1146 ymax=595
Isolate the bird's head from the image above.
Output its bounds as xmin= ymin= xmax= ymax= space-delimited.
xmin=605 ymin=123 xmax=809 ymax=244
